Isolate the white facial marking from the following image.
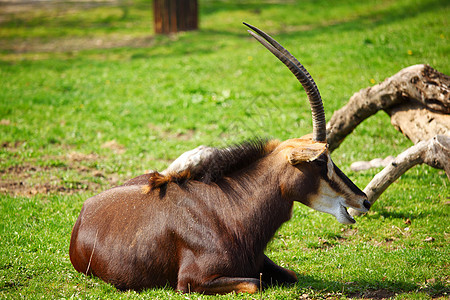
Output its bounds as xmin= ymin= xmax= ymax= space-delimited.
xmin=301 ymin=153 xmax=368 ymax=224
xmin=326 ymin=154 xmax=334 ymax=180
xmin=307 ymin=180 xmax=355 ymax=225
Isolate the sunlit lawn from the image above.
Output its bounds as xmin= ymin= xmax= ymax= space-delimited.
xmin=0 ymin=0 xmax=448 ymax=299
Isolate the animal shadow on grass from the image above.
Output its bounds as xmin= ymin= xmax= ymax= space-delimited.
xmin=294 ymin=274 xmax=448 ymax=299
xmin=375 ymin=209 xmax=425 ymax=220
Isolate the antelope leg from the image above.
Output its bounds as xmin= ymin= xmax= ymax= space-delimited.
xmin=261 ymin=255 xmax=298 ymax=285
xmin=179 ymin=277 xmax=262 ymax=295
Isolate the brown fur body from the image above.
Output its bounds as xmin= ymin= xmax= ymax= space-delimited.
xmin=69 ymin=139 xmax=352 ymax=293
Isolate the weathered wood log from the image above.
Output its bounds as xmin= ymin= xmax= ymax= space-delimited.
xmin=326 ymin=64 xmax=450 ymax=152
xmin=387 ymin=101 xmax=449 ymax=144
xmin=349 ymin=135 xmax=450 ymax=216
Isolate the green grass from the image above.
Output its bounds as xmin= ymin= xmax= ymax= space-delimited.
xmin=0 ymin=0 xmax=449 ymax=299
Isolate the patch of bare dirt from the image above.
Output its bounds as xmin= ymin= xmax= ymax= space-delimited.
xmin=1 ymin=35 xmax=155 ymax=54
xmin=347 ymin=288 xmax=397 ymax=299
xmin=170 ymin=129 xmax=196 ymax=141
xmin=0 ymin=150 xmax=121 ymax=197
xmin=0 ymin=119 xmax=11 ymax=125
xmin=101 ymin=140 xmax=126 ymax=154
xmin=0 ymin=0 xmax=120 ymax=14
xmin=67 ymin=151 xmax=99 ymax=162
xmin=340 ymin=227 xmax=359 ymax=237
xmin=1 ymin=140 xmax=24 ymax=150
xmin=0 ymin=0 xmax=155 ymax=53
xmin=147 ymin=123 xmax=197 ymax=141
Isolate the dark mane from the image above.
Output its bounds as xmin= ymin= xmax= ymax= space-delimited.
xmin=148 ymin=138 xmax=280 ymax=190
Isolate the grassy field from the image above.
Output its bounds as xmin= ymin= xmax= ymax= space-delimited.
xmin=0 ymin=0 xmax=449 ymax=299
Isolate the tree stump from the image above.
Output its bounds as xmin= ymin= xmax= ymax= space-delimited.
xmin=153 ymin=0 xmax=198 ymax=34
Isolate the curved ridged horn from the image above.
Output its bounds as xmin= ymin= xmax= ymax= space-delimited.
xmin=244 ymin=22 xmax=327 ymax=142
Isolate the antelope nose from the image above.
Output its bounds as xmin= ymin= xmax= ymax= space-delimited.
xmin=363 ymin=200 xmax=371 ymax=210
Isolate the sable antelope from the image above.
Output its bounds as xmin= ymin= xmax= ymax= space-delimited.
xmin=69 ymin=23 xmax=370 ymax=294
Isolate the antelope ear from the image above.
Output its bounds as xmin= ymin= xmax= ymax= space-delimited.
xmin=287 ymin=142 xmax=327 ymax=165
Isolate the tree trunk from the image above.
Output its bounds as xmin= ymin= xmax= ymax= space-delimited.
xmin=153 ymin=0 xmax=198 ymax=34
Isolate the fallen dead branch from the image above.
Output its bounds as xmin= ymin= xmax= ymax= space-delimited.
xmin=324 ymin=64 xmax=449 ymax=215
xmin=326 ymin=64 xmax=449 ymax=152
xmin=349 ymin=134 xmax=449 ymax=216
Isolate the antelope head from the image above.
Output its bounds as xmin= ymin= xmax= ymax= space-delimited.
xmin=245 ymin=23 xmax=370 ymax=224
